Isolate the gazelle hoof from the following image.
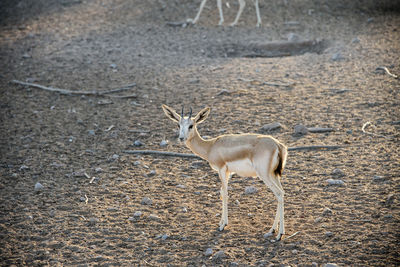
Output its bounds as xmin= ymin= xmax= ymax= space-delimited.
xmin=219 ymin=221 xmax=227 ymax=231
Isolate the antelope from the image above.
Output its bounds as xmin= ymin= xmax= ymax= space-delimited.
xmin=189 ymin=0 xmax=262 ymax=27
xmin=162 ymin=105 xmax=287 ymax=240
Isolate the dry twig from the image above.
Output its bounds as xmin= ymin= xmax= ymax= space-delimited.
xmin=361 ymin=122 xmax=388 ymax=139
xmin=11 ymin=80 xmax=137 ymax=97
xmin=376 ymin=66 xmax=398 ymax=79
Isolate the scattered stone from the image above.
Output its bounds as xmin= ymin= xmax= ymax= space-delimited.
xmin=204 ymin=248 xmax=213 ymax=256
xmin=134 ymin=140 xmax=143 ymax=147
xmin=260 ymin=122 xmax=283 ymax=132
xmin=109 ymin=63 xmax=117 ymax=69
xmin=244 ymin=186 xmax=258 ymax=194
xmin=146 ymin=170 xmax=156 ymax=177
xmin=322 ymin=207 xmax=333 ymax=216
xmin=216 ymin=89 xmax=230 ymax=96
xmin=367 ymin=17 xmax=374 ymax=23
xmin=22 ymin=53 xmax=31 ymax=59
xmin=325 ymin=231 xmax=334 ymax=237
xmin=107 ymin=207 xmax=118 ymax=212
xmin=213 ymin=250 xmax=226 ymax=261
xmin=373 ymin=175 xmax=384 ymax=181
xmin=176 ymin=184 xmax=186 ymax=189
xmin=229 ymin=262 xmax=239 ymax=267
xmin=182 ymin=207 xmax=188 ymax=213
xmin=385 ymin=194 xmax=395 ymax=206
xmin=189 ymin=78 xmax=200 ymax=84
xmin=331 ymin=52 xmax=344 ymax=61
xmin=88 ymin=218 xmax=99 ymax=226
xmin=95 ymin=167 xmax=103 ymax=173
xmin=331 ymin=168 xmax=345 ymax=177
xmin=111 ymin=154 xmax=119 ymax=160
xmin=263 ymin=232 xmax=274 ymax=239
xmin=314 ymin=217 xmax=323 ymax=223
xmin=324 ymin=263 xmax=339 ymax=267
xmin=311 ymin=262 xmax=318 ymax=267
xmin=294 ymin=124 xmax=308 ymax=135
xmin=134 ymin=161 xmax=141 ymax=166
xmin=133 ymin=211 xmax=142 ymax=218
xmin=352 ymin=37 xmax=360 ymax=43
xmin=308 ymin=127 xmax=334 ymax=133
xmin=160 ymin=140 xmax=168 ymax=147
xmin=287 ymin=33 xmax=301 ymax=42
xmin=292 ymin=249 xmax=298 ymax=254
xmin=326 ymin=179 xmax=345 ymax=185
xmin=20 ymin=165 xmax=30 ymax=171
xmin=34 ymin=182 xmax=44 ymax=191
xmin=161 ymin=234 xmax=169 ymax=240
xmin=88 ymin=130 xmax=95 ymax=136
xmin=148 ymin=214 xmax=160 ymax=221
xmin=79 ymin=196 xmax=87 ymax=202
xmin=141 ymin=197 xmax=152 ymax=205
xmin=128 ymin=217 xmax=135 ymax=222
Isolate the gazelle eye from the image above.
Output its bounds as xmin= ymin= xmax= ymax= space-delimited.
xmin=188 ymin=125 xmax=193 ymax=129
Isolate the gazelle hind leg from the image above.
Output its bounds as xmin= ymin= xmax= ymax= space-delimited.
xmin=218 ymin=167 xmax=229 ymax=231
xmin=258 ymin=172 xmax=285 ymax=240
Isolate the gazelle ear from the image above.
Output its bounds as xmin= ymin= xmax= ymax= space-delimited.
xmin=194 ymin=107 xmax=210 ymax=124
xmin=162 ymin=104 xmax=181 ymax=123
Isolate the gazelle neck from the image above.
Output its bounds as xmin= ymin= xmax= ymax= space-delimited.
xmin=185 ymin=126 xmax=212 ymax=161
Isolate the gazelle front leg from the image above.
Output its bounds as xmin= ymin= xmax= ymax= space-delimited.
xmin=217 ymin=0 xmax=224 ymax=25
xmin=191 ymin=0 xmax=208 ymax=24
xmin=230 ymin=0 xmax=245 ymax=26
xmin=218 ymin=166 xmax=229 ymax=231
xmin=254 ymin=0 xmax=262 ymax=27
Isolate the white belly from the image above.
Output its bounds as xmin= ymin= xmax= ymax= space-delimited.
xmin=226 ymin=159 xmax=257 ymax=177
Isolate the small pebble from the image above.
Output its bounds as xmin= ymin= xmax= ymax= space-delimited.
xmin=134 ymin=161 xmax=141 ymax=166
xmin=216 ymin=89 xmax=230 ymax=96
xmin=294 ymin=124 xmax=308 ymax=135
xmin=323 ymin=207 xmax=333 ymax=216
xmin=263 ymin=232 xmax=273 ymax=239
xmin=213 ymin=250 xmax=226 ymax=261
xmin=325 ymin=231 xmax=334 ymax=237
xmin=160 ymin=140 xmax=168 ymax=147
xmin=229 ymin=262 xmax=239 ymax=267
xmin=141 ymin=197 xmax=152 ymax=205
xmin=111 ymin=154 xmax=119 ymax=160
xmin=287 ymin=32 xmax=301 ymax=41
xmin=315 ymin=217 xmax=323 ymax=223
xmin=148 ymin=214 xmax=160 ymax=221
xmin=88 ymin=130 xmax=95 ymax=136
xmin=146 ymin=170 xmax=156 ymax=177
xmin=331 ymin=52 xmax=344 ymax=61
xmin=244 ymin=186 xmax=258 ymax=194
xmin=110 ymin=63 xmax=117 ymax=69
xmin=134 ymin=140 xmax=143 ymax=147
xmin=182 ymin=207 xmax=187 ymax=213
xmin=352 ymin=37 xmax=360 ymax=43
xmin=34 ymin=182 xmax=44 ymax=191
xmin=260 ymin=122 xmax=283 ymax=132
xmin=133 ymin=211 xmax=142 ymax=217
xmin=204 ymin=248 xmax=213 ymax=256
xmin=88 ymin=218 xmax=99 ymax=226
xmin=373 ymin=175 xmax=384 ymax=181
xmin=326 ymin=179 xmax=344 ymax=185
xmin=176 ymin=184 xmax=186 ymax=189
xmin=331 ymin=168 xmax=345 ymax=177
xmin=324 ymin=264 xmax=339 ymax=267
xmin=95 ymin=167 xmax=103 ymax=173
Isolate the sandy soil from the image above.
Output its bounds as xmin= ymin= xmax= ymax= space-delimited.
xmin=0 ymin=0 xmax=399 ymax=266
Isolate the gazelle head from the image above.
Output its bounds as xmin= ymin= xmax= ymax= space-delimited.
xmin=162 ymin=104 xmax=210 ymax=142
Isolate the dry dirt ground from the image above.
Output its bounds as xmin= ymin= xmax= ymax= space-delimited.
xmin=0 ymin=0 xmax=400 ymax=266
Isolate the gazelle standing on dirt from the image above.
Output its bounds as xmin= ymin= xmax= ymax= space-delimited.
xmin=162 ymin=105 xmax=287 ymax=240
xmin=189 ymin=0 xmax=262 ymax=27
